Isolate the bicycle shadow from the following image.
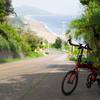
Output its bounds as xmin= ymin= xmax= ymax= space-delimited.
xmin=0 ymin=63 xmax=99 ymax=100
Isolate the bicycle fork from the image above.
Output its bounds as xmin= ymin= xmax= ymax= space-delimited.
xmin=68 ymin=70 xmax=78 ymax=84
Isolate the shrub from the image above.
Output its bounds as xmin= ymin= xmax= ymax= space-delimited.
xmin=39 ymin=44 xmax=44 ymax=48
xmin=27 ymin=52 xmax=44 ymax=58
xmin=36 ymin=48 xmax=40 ymax=51
xmin=69 ymin=57 xmax=76 ymax=61
xmin=45 ymin=52 xmax=49 ymax=55
xmin=65 ymin=45 xmax=69 ymax=50
xmin=0 ymin=35 xmax=10 ymax=50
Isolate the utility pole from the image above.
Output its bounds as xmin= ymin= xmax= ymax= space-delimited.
xmin=48 ymin=39 xmax=51 ymax=53
xmin=62 ymin=22 xmax=66 ymax=51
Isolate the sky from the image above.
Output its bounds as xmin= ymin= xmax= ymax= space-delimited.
xmin=12 ymin=0 xmax=83 ymax=15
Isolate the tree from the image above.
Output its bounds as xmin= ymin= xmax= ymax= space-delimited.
xmin=55 ymin=37 xmax=62 ymax=49
xmin=80 ymin=0 xmax=93 ymax=5
xmin=4 ymin=0 xmax=15 ymax=15
xmin=66 ymin=0 xmax=100 ymax=50
xmin=0 ymin=0 xmax=16 ymax=22
xmin=24 ymin=34 xmax=38 ymax=52
xmin=0 ymin=0 xmax=5 ymax=22
xmin=79 ymin=0 xmax=100 ymax=5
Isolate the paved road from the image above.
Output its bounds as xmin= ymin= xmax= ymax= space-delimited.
xmin=0 ymin=50 xmax=100 ymax=100
xmin=0 ymin=50 xmax=66 ymax=100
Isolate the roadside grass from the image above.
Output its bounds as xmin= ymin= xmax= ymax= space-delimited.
xmin=0 ymin=52 xmax=44 ymax=63
xmin=0 ymin=48 xmax=68 ymax=63
xmin=49 ymin=48 xmax=69 ymax=53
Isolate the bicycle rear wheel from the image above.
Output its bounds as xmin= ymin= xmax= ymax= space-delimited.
xmin=97 ymin=81 xmax=100 ymax=95
xmin=61 ymin=70 xmax=78 ymax=95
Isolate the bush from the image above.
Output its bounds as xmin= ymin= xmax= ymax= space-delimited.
xmin=36 ymin=48 xmax=40 ymax=51
xmin=69 ymin=57 xmax=76 ymax=61
xmin=45 ymin=52 xmax=49 ymax=55
xmin=0 ymin=35 xmax=10 ymax=50
xmin=0 ymin=22 xmax=31 ymax=54
xmin=27 ymin=52 xmax=44 ymax=58
xmin=39 ymin=44 xmax=44 ymax=48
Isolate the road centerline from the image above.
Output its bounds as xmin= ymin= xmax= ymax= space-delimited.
xmin=0 ymin=54 xmax=61 ymax=70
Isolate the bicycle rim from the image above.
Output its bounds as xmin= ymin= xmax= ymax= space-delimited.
xmin=97 ymin=81 xmax=100 ymax=95
xmin=61 ymin=70 xmax=78 ymax=95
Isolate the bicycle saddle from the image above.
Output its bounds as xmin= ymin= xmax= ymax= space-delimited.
xmin=84 ymin=59 xmax=94 ymax=65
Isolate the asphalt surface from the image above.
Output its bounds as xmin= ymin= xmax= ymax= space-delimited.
xmin=0 ymin=50 xmax=100 ymax=100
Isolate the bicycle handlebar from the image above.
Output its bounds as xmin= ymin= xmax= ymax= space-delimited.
xmin=67 ymin=37 xmax=92 ymax=50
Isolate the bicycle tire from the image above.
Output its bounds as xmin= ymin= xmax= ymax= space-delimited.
xmin=97 ymin=81 xmax=100 ymax=95
xmin=61 ymin=70 xmax=78 ymax=95
xmin=87 ymin=73 xmax=95 ymax=85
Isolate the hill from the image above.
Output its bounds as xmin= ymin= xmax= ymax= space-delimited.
xmin=14 ymin=5 xmax=53 ymax=15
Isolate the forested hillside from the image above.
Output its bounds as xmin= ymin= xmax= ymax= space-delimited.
xmin=0 ymin=0 xmax=45 ymax=61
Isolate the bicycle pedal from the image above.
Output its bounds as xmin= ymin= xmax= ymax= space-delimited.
xmin=86 ymin=83 xmax=91 ymax=88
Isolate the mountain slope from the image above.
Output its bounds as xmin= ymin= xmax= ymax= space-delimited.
xmin=14 ymin=5 xmax=53 ymax=15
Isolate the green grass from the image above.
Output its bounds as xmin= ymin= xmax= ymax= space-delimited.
xmin=49 ymin=48 xmax=68 ymax=53
xmin=45 ymin=52 xmax=49 ymax=55
xmin=10 ymin=17 xmax=25 ymax=28
xmin=69 ymin=57 xmax=76 ymax=61
xmin=0 ymin=58 xmax=20 ymax=63
xmin=0 ymin=52 xmax=44 ymax=63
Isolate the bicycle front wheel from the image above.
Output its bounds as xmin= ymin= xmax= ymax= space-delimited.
xmin=61 ymin=70 xmax=78 ymax=95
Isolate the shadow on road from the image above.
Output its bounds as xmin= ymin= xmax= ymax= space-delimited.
xmin=0 ymin=63 xmax=100 ymax=100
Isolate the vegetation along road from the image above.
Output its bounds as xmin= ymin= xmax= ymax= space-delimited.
xmin=0 ymin=50 xmax=67 ymax=100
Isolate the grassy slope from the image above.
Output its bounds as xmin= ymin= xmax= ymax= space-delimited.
xmin=10 ymin=17 xmax=25 ymax=28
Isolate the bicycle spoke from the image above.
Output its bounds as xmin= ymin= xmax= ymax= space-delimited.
xmin=61 ymin=70 xmax=78 ymax=95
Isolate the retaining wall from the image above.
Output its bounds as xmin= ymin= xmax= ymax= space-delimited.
xmin=0 ymin=49 xmax=26 ymax=60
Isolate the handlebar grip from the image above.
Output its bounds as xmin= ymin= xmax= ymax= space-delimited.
xmin=85 ymin=44 xmax=92 ymax=50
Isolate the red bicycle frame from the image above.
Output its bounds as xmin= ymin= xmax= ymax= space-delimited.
xmin=67 ymin=37 xmax=100 ymax=83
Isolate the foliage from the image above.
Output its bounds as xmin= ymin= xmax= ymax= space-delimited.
xmin=51 ymin=37 xmax=62 ymax=49
xmin=55 ymin=37 xmax=62 ymax=49
xmin=23 ymin=33 xmax=38 ymax=52
xmin=65 ymin=45 xmax=69 ymax=50
xmin=0 ymin=52 xmax=44 ymax=63
xmin=69 ymin=51 xmax=99 ymax=68
xmin=79 ymin=0 xmax=100 ymax=5
xmin=44 ymin=39 xmax=48 ymax=49
xmin=0 ymin=22 xmax=39 ymax=55
xmin=4 ymin=0 xmax=15 ymax=16
xmin=66 ymin=29 xmax=71 ymax=35
xmin=10 ymin=17 xmax=25 ymax=28
xmin=0 ymin=0 xmax=45 ymax=60
xmin=79 ymin=0 xmax=93 ymax=5
xmin=36 ymin=48 xmax=40 ymax=51
xmin=0 ymin=0 xmax=16 ymax=22
xmin=0 ymin=35 xmax=10 ymax=50
xmin=51 ymin=37 xmax=68 ymax=49
xmin=45 ymin=52 xmax=49 ymax=55
xmin=39 ymin=44 xmax=44 ymax=48
xmin=66 ymin=0 xmax=100 ymax=52
xmin=51 ymin=42 xmax=56 ymax=48
xmin=0 ymin=0 xmax=5 ymax=22
xmin=69 ymin=57 xmax=76 ymax=61
xmin=27 ymin=52 xmax=44 ymax=58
